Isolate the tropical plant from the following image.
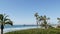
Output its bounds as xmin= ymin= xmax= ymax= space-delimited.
xmin=0 ymin=14 xmax=13 ymax=34
xmin=57 ymin=18 xmax=60 ymax=28
xmin=43 ymin=15 xmax=50 ymax=29
xmin=39 ymin=15 xmax=50 ymax=29
xmin=34 ymin=12 xmax=50 ymax=29
xmin=57 ymin=18 xmax=60 ymax=22
xmin=34 ymin=12 xmax=39 ymax=27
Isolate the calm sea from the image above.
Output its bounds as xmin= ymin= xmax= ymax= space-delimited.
xmin=0 ymin=24 xmax=56 ymax=33
xmin=4 ymin=25 xmax=37 ymax=28
xmin=3 ymin=25 xmax=38 ymax=33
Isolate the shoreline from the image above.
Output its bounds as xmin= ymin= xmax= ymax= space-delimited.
xmin=3 ymin=26 xmax=38 ymax=33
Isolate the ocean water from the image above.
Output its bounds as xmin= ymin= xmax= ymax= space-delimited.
xmin=3 ymin=25 xmax=38 ymax=33
xmin=0 ymin=24 xmax=56 ymax=34
xmin=4 ymin=25 xmax=37 ymax=28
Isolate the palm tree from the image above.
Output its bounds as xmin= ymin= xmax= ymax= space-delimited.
xmin=34 ymin=13 xmax=50 ymax=29
xmin=34 ymin=12 xmax=39 ymax=27
xmin=38 ymin=16 xmax=43 ymax=26
xmin=43 ymin=15 xmax=50 ymax=29
xmin=0 ymin=14 xmax=13 ymax=34
xmin=57 ymin=18 xmax=60 ymax=28
xmin=39 ymin=15 xmax=50 ymax=29
xmin=57 ymin=18 xmax=60 ymax=22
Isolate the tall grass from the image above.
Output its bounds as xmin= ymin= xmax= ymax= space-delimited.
xmin=5 ymin=28 xmax=60 ymax=34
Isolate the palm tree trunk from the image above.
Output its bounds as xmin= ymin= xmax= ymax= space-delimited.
xmin=45 ymin=26 xmax=47 ymax=29
xmin=36 ymin=20 xmax=38 ymax=28
xmin=45 ymin=24 xmax=47 ymax=29
xmin=1 ymin=24 xmax=4 ymax=34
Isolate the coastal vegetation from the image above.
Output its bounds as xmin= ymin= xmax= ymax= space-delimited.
xmin=57 ymin=18 xmax=60 ymax=28
xmin=4 ymin=12 xmax=60 ymax=34
xmin=0 ymin=13 xmax=59 ymax=34
xmin=0 ymin=14 xmax=13 ymax=34
xmin=5 ymin=28 xmax=60 ymax=34
xmin=34 ymin=12 xmax=52 ymax=29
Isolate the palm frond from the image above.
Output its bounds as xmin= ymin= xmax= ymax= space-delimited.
xmin=0 ymin=14 xmax=3 ymax=20
xmin=47 ymin=18 xmax=50 ymax=20
xmin=4 ymin=15 xmax=9 ymax=19
xmin=5 ymin=20 xmax=13 ymax=26
xmin=4 ymin=18 xmax=10 ymax=21
xmin=44 ymin=15 xmax=46 ymax=18
xmin=57 ymin=18 xmax=60 ymax=20
xmin=34 ymin=12 xmax=39 ymax=17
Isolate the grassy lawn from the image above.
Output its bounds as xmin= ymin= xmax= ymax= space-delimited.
xmin=5 ymin=28 xmax=60 ymax=34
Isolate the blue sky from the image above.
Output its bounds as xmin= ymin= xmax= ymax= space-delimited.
xmin=0 ymin=0 xmax=60 ymax=25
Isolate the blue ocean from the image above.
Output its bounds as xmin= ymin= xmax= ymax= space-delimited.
xmin=4 ymin=25 xmax=37 ymax=28
xmin=2 ymin=25 xmax=38 ymax=33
